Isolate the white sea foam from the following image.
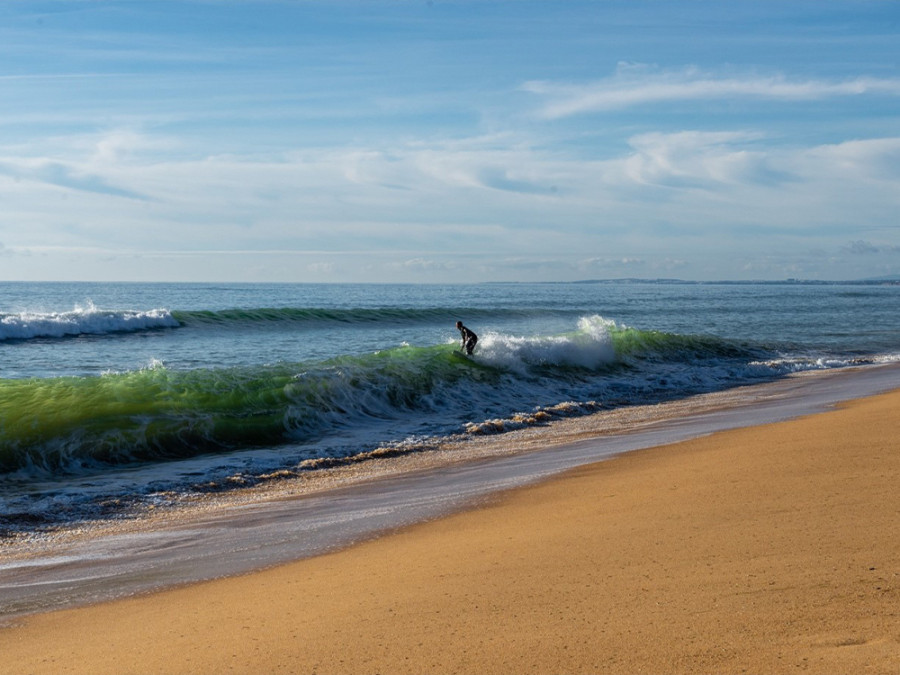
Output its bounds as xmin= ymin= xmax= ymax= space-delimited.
xmin=0 ymin=302 xmax=179 ymax=340
xmin=474 ymin=315 xmax=618 ymax=373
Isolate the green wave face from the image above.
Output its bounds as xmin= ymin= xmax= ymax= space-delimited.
xmin=0 ymin=367 xmax=290 ymax=471
xmin=610 ymin=326 xmax=759 ymax=361
xmin=0 ymin=344 xmax=494 ymax=474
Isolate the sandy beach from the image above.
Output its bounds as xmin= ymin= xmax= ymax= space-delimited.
xmin=2 ymin=387 xmax=899 ymax=674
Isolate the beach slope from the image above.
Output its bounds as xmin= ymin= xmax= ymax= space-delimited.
xmin=2 ymin=390 xmax=899 ymax=674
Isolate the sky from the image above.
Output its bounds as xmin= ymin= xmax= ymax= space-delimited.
xmin=0 ymin=0 xmax=899 ymax=283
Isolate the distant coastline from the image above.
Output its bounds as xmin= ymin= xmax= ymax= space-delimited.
xmin=518 ymin=277 xmax=900 ymax=286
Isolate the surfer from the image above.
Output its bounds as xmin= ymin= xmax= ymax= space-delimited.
xmin=456 ymin=321 xmax=478 ymax=355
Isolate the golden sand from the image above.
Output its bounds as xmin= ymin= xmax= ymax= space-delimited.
xmin=2 ymin=390 xmax=898 ymax=674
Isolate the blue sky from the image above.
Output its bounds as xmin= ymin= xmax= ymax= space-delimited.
xmin=1 ymin=0 xmax=898 ymax=282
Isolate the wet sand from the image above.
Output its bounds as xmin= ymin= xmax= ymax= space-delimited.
xmin=2 ymin=383 xmax=898 ymax=673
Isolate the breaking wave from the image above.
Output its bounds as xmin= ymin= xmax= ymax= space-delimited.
xmin=0 ymin=303 xmax=178 ymax=341
xmin=0 ymin=315 xmax=795 ymax=477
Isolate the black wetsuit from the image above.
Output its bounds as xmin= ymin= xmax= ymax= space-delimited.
xmin=458 ymin=324 xmax=478 ymax=355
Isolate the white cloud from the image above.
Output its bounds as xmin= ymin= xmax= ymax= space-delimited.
xmin=524 ymin=67 xmax=900 ymax=118
xmin=306 ymin=261 xmax=337 ymax=275
xmin=387 ymin=258 xmax=460 ymax=272
xmin=88 ymin=129 xmax=172 ymax=166
xmin=843 ymin=240 xmax=900 ymax=255
xmin=845 ymin=240 xmax=880 ymax=255
xmin=800 ymin=137 xmax=900 ymax=180
xmin=616 ymin=130 xmax=772 ymax=188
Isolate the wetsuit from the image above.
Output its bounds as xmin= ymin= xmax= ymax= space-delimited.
xmin=458 ymin=324 xmax=478 ymax=355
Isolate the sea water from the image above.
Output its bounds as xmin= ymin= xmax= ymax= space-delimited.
xmin=2 ymin=280 xmax=899 ymax=536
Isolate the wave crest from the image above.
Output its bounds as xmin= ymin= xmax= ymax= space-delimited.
xmin=471 ymin=315 xmax=618 ymax=372
xmin=0 ymin=302 xmax=179 ymax=341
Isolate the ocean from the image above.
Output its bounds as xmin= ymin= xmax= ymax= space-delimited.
xmin=2 ymin=280 xmax=900 ymax=538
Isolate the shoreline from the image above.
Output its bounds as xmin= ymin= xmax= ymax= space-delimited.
xmin=2 ymin=363 xmax=900 ymax=624
xmin=1 ymin=368 xmax=898 ymax=672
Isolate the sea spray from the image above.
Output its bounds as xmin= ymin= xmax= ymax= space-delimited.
xmin=471 ymin=316 xmax=617 ymax=373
